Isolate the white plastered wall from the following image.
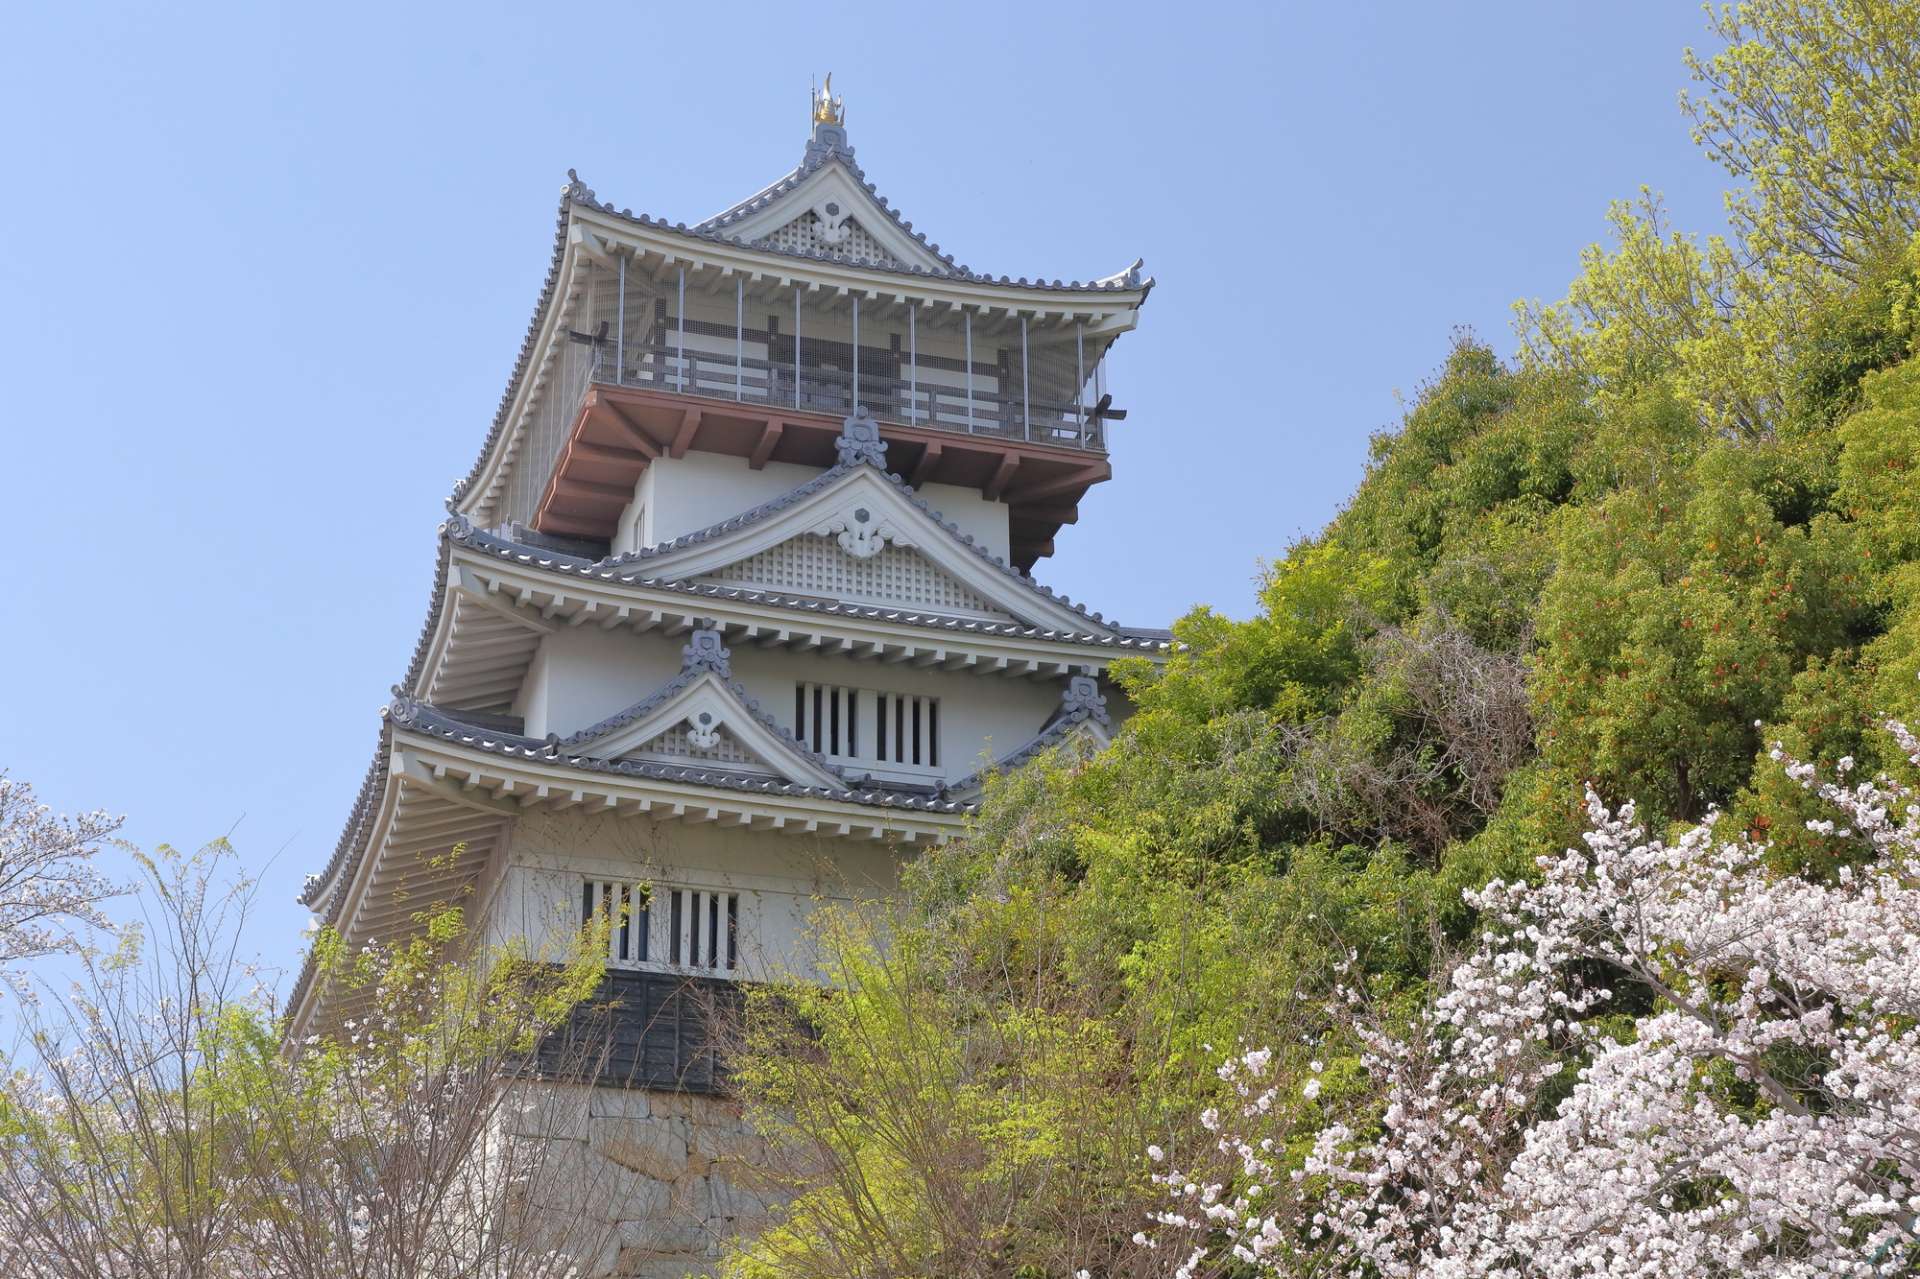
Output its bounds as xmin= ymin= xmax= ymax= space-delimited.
xmin=478 ymin=809 xmax=904 ymax=983
xmin=513 ymin=625 xmax=1065 ymax=786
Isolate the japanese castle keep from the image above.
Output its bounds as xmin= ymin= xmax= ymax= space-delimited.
xmin=294 ymin=82 xmax=1161 ymax=1272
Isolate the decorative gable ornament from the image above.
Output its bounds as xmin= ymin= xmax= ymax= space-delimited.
xmin=813 ymin=501 xmax=910 ymax=560
xmin=681 ymin=626 xmax=732 ymax=676
xmin=835 ymin=408 xmax=889 ymax=469
xmin=684 ymin=708 xmax=723 ymax=751
xmin=812 ymin=197 xmax=853 ymax=246
xmin=1061 ymin=674 xmax=1110 ymax=725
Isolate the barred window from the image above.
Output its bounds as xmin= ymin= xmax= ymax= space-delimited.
xmin=581 ymin=879 xmax=740 ymax=974
xmin=794 ymin=682 xmax=939 ymax=770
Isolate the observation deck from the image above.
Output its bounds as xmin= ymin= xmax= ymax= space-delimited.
xmin=529 ymin=281 xmax=1125 ymax=570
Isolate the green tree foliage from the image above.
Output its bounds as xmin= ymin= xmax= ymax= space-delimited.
xmin=726 ymin=5 xmax=1920 ymax=1276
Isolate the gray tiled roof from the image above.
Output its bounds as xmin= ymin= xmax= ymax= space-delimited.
xmin=638 ymin=126 xmax=1148 ymax=292
xmin=298 ymin=729 xmax=394 ymax=913
xmin=390 ymin=695 xmax=973 ymax=815
xmin=945 ymin=702 xmax=1111 ymax=798
xmin=554 ymin=639 xmax=844 ymax=783
xmin=449 ymin=186 xmax=574 ymax=515
xmin=454 ymin=518 xmax=1168 ymax=648
xmin=318 ymin=449 xmax=1162 ymax=915
xmin=452 ymin=155 xmax=1149 ymax=520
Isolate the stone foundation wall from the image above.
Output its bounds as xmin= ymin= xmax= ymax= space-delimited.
xmin=504 ymin=1083 xmax=780 ymax=1278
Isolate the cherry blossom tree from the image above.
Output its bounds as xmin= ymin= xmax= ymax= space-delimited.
xmin=0 ymin=773 xmax=120 ymax=983
xmin=1145 ymin=721 xmax=1920 ymax=1278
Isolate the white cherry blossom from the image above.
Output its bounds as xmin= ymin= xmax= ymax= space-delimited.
xmin=1146 ymin=720 xmax=1920 ymax=1278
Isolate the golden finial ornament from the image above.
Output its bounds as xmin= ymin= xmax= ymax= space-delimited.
xmin=811 ymin=74 xmax=845 ymax=126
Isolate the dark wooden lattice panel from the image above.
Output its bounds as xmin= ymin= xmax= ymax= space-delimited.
xmin=535 ymin=969 xmax=745 ymax=1095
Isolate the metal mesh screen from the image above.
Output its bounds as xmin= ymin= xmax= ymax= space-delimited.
xmin=490 ymin=267 xmax=1116 ymax=526
xmin=501 ymin=326 xmax=594 ymax=527
xmin=1024 ymin=323 xmax=1096 ymax=447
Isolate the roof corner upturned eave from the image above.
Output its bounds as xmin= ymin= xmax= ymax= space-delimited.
xmin=447 ymin=171 xmax=598 ymax=524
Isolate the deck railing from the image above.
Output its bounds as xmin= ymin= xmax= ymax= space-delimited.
xmin=580 ymin=337 xmax=1107 ymax=452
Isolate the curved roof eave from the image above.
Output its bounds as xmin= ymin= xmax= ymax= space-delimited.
xmin=687 ymin=139 xmax=1147 ymax=295
xmin=447 ymin=522 xmax=1173 ymax=651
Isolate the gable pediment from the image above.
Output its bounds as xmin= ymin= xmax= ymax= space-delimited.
xmin=616 ymin=716 xmax=777 ymax=775
xmin=696 ymin=534 xmax=1016 ymax=622
xmin=564 ymin=667 xmax=844 ymax=792
xmin=715 ymin=162 xmax=951 ymax=275
xmin=625 ymin=465 xmax=1108 ymax=635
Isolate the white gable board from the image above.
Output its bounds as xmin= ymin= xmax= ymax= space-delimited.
xmin=695 ymin=535 xmax=1015 ymax=621
xmin=716 ymin=161 xmax=950 ymax=276
xmin=628 ymin=465 xmax=1109 ymax=636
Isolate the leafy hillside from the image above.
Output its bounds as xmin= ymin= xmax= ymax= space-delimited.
xmin=724 ymin=5 xmax=1920 ymax=1277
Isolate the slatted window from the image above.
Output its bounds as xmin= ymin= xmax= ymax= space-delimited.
xmin=582 ymin=879 xmax=652 ymax=965
xmin=874 ymin=691 xmax=939 ymax=768
xmin=581 ymin=879 xmax=739 ymax=974
xmin=794 ymin=682 xmax=860 ymax=760
xmin=792 ymin=683 xmax=940 ymax=771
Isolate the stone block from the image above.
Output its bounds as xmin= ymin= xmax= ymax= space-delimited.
xmin=646 ymin=1090 xmax=742 ymax=1125
xmin=595 ymin=1158 xmax=673 ymax=1222
xmin=617 ymin=1214 xmax=710 ymax=1256
xmin=688 ymin=1122 xmax=766 ymax=1167
xmin=590 ymin=1115 xmax=689 ymax=1182
xmin=502 ymin=1083 xmax=593 ymax=1140
xmin=613 ymin=1251 xmax=713 ymax=1279
xmin=707 ymin=1170 xmax=780 ymax=1222
xmin=590 ymin=1084 xmax=652 ymax=1120
xmin=667 ymin=1172 xmax=711 ymax=1221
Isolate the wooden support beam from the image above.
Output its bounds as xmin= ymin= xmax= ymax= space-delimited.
xmin=599 ymin=399 xmax=661 ymax=457
xmin=553 ymin=477 xmax=632 ymax=503
xmin=909 ymin=441 xmax=943 ymax=488
xmin=1017 ymin=502 xmax=1080 ymax=526
xmin=572 ymin=441 xmax=649 ymax=467
xmin=669 ymin=407 xmax=703 ymax=458
xmin=748 ymin=419 xmax=784 ymax=470
xmin=1005 ymin=464 xmax=1108 ymax=505
xmin=984 ymin=453 xmax=1022 ymax=502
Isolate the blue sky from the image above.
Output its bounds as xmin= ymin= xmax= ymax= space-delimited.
xmin=0 ymin=1 xmax=1731 ymax=989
